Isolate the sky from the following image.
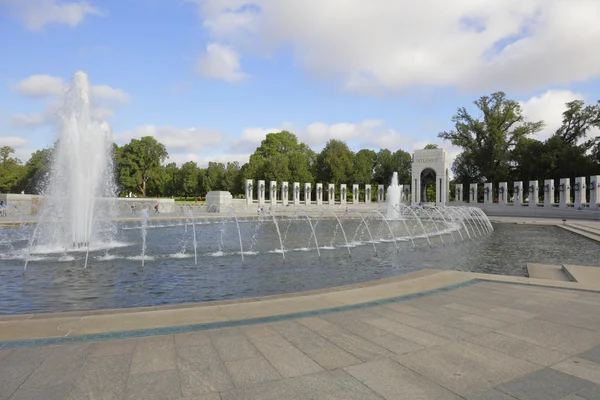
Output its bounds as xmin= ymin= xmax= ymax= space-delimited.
xmin=1 ymin=0 xmax=600 ymax=168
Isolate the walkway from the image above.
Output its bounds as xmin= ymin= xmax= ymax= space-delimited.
xmin=1 ymin=270 xmax=600 ymax=399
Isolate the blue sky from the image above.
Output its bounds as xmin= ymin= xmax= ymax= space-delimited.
xmin=1 ymin=0 xmax=599 ymax=166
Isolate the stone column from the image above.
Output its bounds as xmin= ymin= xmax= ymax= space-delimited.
xmin=590 ymin=175 xmax=600 ymax=208
xmin=293 ymin=182 xmax=300 ymax=205
xmin=469 ymin=183 xmax=478 ymax=203
xmin=328 ymin=184 xmax=335 ymax=205
xmin=455 ymin=184 xmax=463 ymax=203
xmin=559 ymin=178 xmax=570 ymax=208
xmin=269 ymin=181 xmax=277 ymax=205
xmin=528 ymin=180 xmax=539 ymax=206
xmin=316 ymin=183 xmax=323 ymax=205
xmin=574 ymin=177 xmax=586 ymax=208
xmin=281 ymin=182 xmax=289 ymax=206
xmin=245 ymin=179 xmax=253 ymax=205
xmin=304 ymin=183 xmax=311 ymax=206
xmin=498 ymin=182 xmax=507 ymax=205
xmin=365 ymin=184 xmax=372 ymax=204
xmin=543 ymin=179 xmax=554 ymax=207
xmin=378 ymin=185 xmax=385 ymax=203
xmin=352 ymin=184 xmax=359 ymax=204
xmin=257 ymin=180 xmax=265 ymax=206
xmin=340 ymin=184 xmax=347 ymax=205
xmin=513 ymin=181 xmax=522 ymax=205
xmin=483 ymin=182 xmax=493 ymax=204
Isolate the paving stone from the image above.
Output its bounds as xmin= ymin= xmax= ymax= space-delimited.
xmin=0 ymin=347 xmax=53 ymax=400
xmin=315 ymin=324 xmax=396 ymax=361
xmin=210 ymin=328 xmax=260 ymax=362
xmin=498 ymin=318 xmax=600 ymax=355
xmin=321 ymin=318 xmax=424 ymax=355
xmin=295 ymin=316 xmax=335 ymax=332
xmin=364 ymin=317 xmax=449 ymax=347
xmin=65 ymin=354 xmax=130 ymax=400
xmin=445 ymin=302 xmax=525 ymax=325
xmin=271 ymin=320 xmax=361 ymax=369
xmin=177 ymin=393 xmax=221 ymax=400
xmin=91 ymin=338 xmax=137 ymax=357
xmin=240 ymin=324 xmax=279 ymax=340
xmin=124 ymin=369 xmax=182 ymax=400
xmin=467 ymin=388 xmax=520 ymax=399
xmin=578 ymin=346 xmax=600 ymax=364
xmin=459 ymin=314 xmax=509 ymax=329
xmin=224 ymin=356 xmax=281 ymax=387
xmin=219 ymin=369 xmax=382 ymax=400
xmin=9 ymin=343 xmax=92 ymax=400
xmin=369 ymin=305 xmax=434 ymax=328
xmin=539 ymin=309 xmax=600 ymax=332
xmin=572 ymin=384 xmax=600 ymax=400
xmin=395 ymin=340 xmax=539 ymax=397
xmin=0 ymin=350 xmax=11 ymax=360
xmin=176 ymin=343 xmax=233 ymax=396
xmin=247 ymin=330 xmax=323 ymax=378
xmin=440 ymin=317 xmax=496 ymax=335
xmin=552 ymin=357 xmax=600 ymax=385
xmin=465 ymin=332 xmax=570 ymax=366
xmin=345 ymin=357 xmax=461 ymax=399
xmin=497 ymin=368 xmax=596 ymax=400
xmin=271 ymin=321 xmax=331 ymax=351
xmin=130 ymin=335 xmax=176 ymax=374
xmin=419 ymin=322 xmax=475 ymax=341
xmin=174 ymin=331 xmax=212 ymax=348
xmin=304 ymin=344 xmax=362 ymax=370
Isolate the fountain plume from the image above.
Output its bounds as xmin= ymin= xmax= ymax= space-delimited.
xmin=36 ymin=71 xmax=117 ymax=250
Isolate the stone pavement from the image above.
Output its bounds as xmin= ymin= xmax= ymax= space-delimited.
xmin=2 ymin=279 xmax=600 ymax=400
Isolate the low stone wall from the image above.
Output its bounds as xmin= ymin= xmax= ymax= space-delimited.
xmin=0 ymin=193 xmax=176 ymax=215
xmin=456 ymin=202 xmax=600 ymax=220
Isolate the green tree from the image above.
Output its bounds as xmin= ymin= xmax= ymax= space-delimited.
xmin=116 ymin=136 xmax=168 ymax=197
xmin=244 ymin=131 xmax=315 ymax=184
xmin=424 ymin=144 xmax=439 ymax=149
xmin=203 ymin=162 xmax=226 ymax=194
xmin=223 ymin=161 xmax=242 ymax=195
xmin=164 ymin=162 xmax=180 ymax=197
xmin=373 ymin=149 xmax=411 ymax=185
xmin=353 ymin=149 xmax=377 ymax=184
xmin=314 ymin=139 xmax=354 ymax=184
xmin=20 ymin=147 xmax=53 ymax=194
xmin=0 ymin=146 xmax=26 ymax=193
xmin=439 ymin=92 xmax=544 ymax=183
xmin=179 ymin=161 xmax=199 ymax=198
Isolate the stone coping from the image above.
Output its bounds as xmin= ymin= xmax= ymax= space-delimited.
xmin=2 ymin=268 xmax=600 ymax=350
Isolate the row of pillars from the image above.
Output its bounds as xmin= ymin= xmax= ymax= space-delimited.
xmin=457 ymin=176 xmax=600 ymax=208
xmin=244 ymin=180 xmax=402 ymax=206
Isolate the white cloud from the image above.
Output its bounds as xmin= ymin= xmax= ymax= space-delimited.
xmin=190 ymin=0 xmax=600 ymax=93
xmin=10 ymin=113 xmax=46 ymax=128
xmin=91 ymin=85 xmax=130 ymax=103
xmin=0 ymin=0 xmax=102 ymax=30
xmin=13 ymin=74 xmax=65 ymax=98
xmin=197 ymin=43 xmax=247 ymax=83
xmin=519 ymin=90 xmax=585 ymax=140
xmin=114 ymin=125 xmax=227 ymax=154
xmin=11 ymin=73 xmax=129 ymax=128
xmin=0 ymin=136 xmax=31 ymax=149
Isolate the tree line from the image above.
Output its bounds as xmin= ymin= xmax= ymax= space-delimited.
xmin=1 ymin=92 xmax=599 ymax=200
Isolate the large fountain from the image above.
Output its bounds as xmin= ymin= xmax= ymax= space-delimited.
xmin=11 ymin=71 xmax=593 ymax=316
xmin=32 ymin=71 xmax=117 ymax=253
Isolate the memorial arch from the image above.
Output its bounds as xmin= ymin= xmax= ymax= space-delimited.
xmin=411 ymin=148 xmax=450 ymax=205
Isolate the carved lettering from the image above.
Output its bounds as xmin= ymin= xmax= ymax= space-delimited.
xmin=414 ymin=158 xmax=440 ymax=164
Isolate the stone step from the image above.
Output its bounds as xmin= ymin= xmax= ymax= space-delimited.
xmin=561 ymin=264 xmax=600 ymax=284
xmin=526 ymin=263 xmax=572 ymax=282
xmin=558 ymin=224 xmax=600 ymax=243
xmin=569 ymin=222 xmax=600 ymax=235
